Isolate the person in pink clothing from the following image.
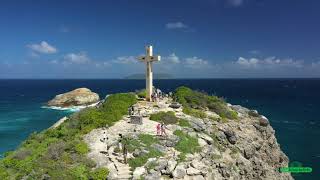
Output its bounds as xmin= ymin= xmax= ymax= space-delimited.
xmin=156 ymin=123 xmax=161 ymax=136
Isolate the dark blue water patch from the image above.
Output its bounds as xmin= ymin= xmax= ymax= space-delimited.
xmin=0 ymin=79 xmax=319 ymax=180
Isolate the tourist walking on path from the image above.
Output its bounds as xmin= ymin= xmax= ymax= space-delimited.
xmin=161 ymin=122 xmax=167 ymax=137
xmin=156 ymin=123 xmax=161 ymax=136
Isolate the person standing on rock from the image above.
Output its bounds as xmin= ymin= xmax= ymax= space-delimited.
xmin=156 ymin=123 xmax=161 ymax=136
xmin=161 ymin=122 xmax=167 ymax=137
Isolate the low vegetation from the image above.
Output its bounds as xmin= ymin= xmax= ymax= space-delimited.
xmin=174 ymin=86 xmax=237 ymax=120
xmin=150 ymin=111 xmax=178 ymax=124
xmin=0 ymin=93 xmax=137 ymax=179
xmin=173 ymin=130 xmax=200 ymax=162
xmin=178 ymin=119 xmax=191 ymax=127
xmin=128 ymin=134 xmax=163 ymax=170
xmin=136 ymin=89 xmax=146 ymax=98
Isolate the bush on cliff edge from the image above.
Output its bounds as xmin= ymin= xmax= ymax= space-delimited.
xmin=174 ymin=86 xmax=237 ymax=120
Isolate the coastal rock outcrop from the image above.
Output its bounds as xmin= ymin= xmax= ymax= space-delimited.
xmin=84 ymin=95 xmax=293 ymax=180
xmin=47 ymin=88 xmax=99 ymax=107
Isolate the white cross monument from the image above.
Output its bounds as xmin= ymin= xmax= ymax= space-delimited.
xmin=138 ymin=45 xmax=161 ymax=101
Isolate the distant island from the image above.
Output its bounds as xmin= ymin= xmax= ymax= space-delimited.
xmin=124 ymin=73 xmax=174 ymax=79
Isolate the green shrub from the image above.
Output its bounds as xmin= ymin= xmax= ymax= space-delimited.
xmin=150 ymin=111 xmax=178 ymax=124
xmin=137 ymin=89 xmax=146 ymax=98
xmin=90 ymin=167 xmax=109 ymax=180
xmin=174 ymin=87 xmax=237 ymax=120
xmin=71 ymin=164 xmax=89 ymax=179
xmin=75 ymin=141 xmax=89 ymax=155
xmin=178 ymin=119 xmax=191 ymax=127
xmin=173 ymin=130 xmax=200 ymax=154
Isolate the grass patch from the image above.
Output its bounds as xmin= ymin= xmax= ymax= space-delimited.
xmin=128 ymin=149 xmax=163 ymax=170
xmin=149 ymin=111 xmax=178 ymax=124
xmin=90 ymin=167 xmax=109 ymax=180
xmin=138 ymin=134 xmax=159 ymax=146
xmin=173 ymin=130 xmax=200 ymax=155
xmin=126 ymin=134 xmax=163 ymax=170
xmin=0 ymin=93 xmax=137 ymax=179
xmin=178 ymin=119 xmax=191 ymax=127
xmin=174 ymin=87 xmax=237 ymax=120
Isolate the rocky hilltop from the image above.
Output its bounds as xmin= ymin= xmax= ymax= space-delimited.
xmin=0 ymin=87 xmax=293 ymax=180
xmin=84 ymin=87 xmax=293 ymax=180
xmin=47 ymin=88 xmax=100 ymax=107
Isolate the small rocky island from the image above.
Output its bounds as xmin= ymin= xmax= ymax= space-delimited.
xmin=0 ymin=86 xmax=293 ymax=180
xmin=47 ymin=88 xmax=100 ymax=107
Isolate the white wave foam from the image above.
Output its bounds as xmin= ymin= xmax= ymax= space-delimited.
xmin=42 ymin=102 xmax=99 ymax=112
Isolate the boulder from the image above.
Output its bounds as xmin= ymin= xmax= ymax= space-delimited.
xmin=189 ymin=118 xmax=206 ymax=132
xmin=198 ymin=138 xmax=207 ymax=147
xmin=224 ymin=129 xmax=237 ymax=144
xmin=167 ymin=159 xmax=177 ymax=173
xmin=47 ymin=88 xmax=99 ymax=107
xmin=198 ymin=133 xmax=213 ymax=144
xmin=130 ymin=115 xmax=143 ymax=124
xmin=259 ymin=116 xmax=269 ymax=127
xmin=172 ymin=164 xmax=186 ymax=179
xmin=169 ymin=102 xmax=181 ymax=109
xmin=186 ymin=167 xmax=201 ymax=175
xmin=154 ymin=159 xmax=167 ymax=171
xmin=244 ymin=146 xmax=255 ymax=159
xmin=133 ymin=167 xmax=146 ymax=179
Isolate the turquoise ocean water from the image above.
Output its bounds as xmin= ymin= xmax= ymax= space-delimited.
xmin=0 ymin=79 xmax=319 ymax=179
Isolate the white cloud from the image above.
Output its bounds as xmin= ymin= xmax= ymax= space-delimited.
xmin=185 ymin=57 xmax=208 ymax=65
xmin=165 ymin=53 xmax=180 ymax=64
xmin=64 ymin=52 xmax=90 ymax=64
xmin=166 ymin=22 xmax=188 ymax=29
xmin=235 ymin=56 xmax=304 ymax=68
xmin=227 ymin=0 xmax=244 ymax=7
xmin=112 ymin=56 xmax=137 ymax=64
xmin=27 ymin=41 xmax=57 ymax=54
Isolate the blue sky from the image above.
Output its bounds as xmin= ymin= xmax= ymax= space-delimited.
xmin=1 ymin=0 xmax=320 ymax=78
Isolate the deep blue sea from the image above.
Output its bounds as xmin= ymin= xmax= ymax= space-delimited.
xmin=0 ymin=79 xmax=319 ymax=179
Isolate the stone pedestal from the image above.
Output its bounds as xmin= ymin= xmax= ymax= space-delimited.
xmin=130 ymin=115 xmax=143 ymax=124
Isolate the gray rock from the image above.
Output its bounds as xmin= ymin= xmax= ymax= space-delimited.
xmin=169 ymin=102 xmax=181 ymax=109
xmin=167 ymin=159 xmax=177 ymax=173
xmin=189 ymin=118 xmax=206 ymax=132
xmin=154 ymin=159 xmax=167 ymax=171
xmin=259 ymin=116 xmax=269 ymax=127
xmin=186 ymin=167 xmax=201 ymax=175
xmin=151 ymin=144 xmax=166 ymax=153
xmin=216 ymin=131 xmax=227 ymax=141
xmin=224 ymin=129 xmax=237 ymax=144
xmin=244 ymin=146 xmax=255 ymax=159
xmin=198 ymin=138 xmax=207 ymax=147
xmin=144 ymin=171 xmax=161 ymax=180
xmin=172 ymin=164 xmax=186 ymax=179
xmin=160 ymin=135 xmax=180 ymax=147
xmin=198 ymin=133 xmax=214 ymax=144
xmin=248 ymin=110 xmax=260 ymax=117
xmin=133 ymin=167 xmax=146 ymax=179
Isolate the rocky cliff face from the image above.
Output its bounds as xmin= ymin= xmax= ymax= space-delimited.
xmin=84 ymin=97 xmax=293 ymax=180
xmin=47 ymin=88 xmax=100 ymax=107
